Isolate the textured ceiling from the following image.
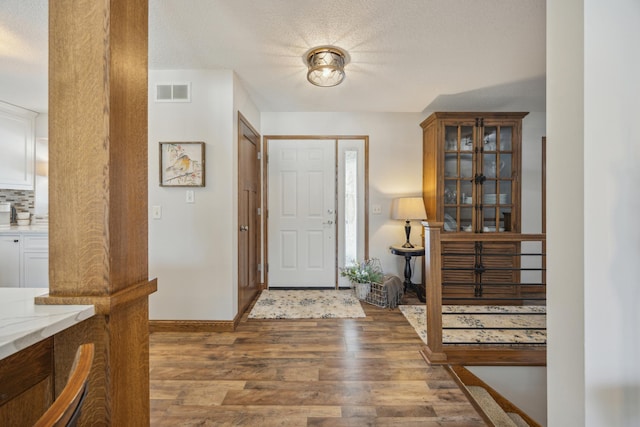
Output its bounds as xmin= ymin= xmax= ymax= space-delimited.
xmin=0 ymin=0 xmax=48 ymax=112
xmin=0 ymin=0 xmax=546 ymax=114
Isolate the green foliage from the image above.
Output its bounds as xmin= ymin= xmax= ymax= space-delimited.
xmin=340 ymin=259 xmax=383 ymax=284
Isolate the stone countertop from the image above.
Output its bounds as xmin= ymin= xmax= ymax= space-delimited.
xmin=0 ymin=288 xmax=95 ymax=360
xmin=0 ymin=225 xmax=48 ymax=234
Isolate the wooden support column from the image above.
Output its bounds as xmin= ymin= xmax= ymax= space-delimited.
xmin=420 ymin=221 xmax=448 ymax=365
xmin=36 ymin=0 xmax=156 ymax=425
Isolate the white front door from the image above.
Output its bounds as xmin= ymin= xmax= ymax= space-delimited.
xmin=268 ymin=139 xmax=336 ymax=287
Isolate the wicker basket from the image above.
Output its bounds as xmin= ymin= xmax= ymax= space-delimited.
xmin=353 ymin=275 xmax=404 ymax=308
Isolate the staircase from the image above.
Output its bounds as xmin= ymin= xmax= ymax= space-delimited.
xmin=447 ymin=365 xmax=542 ymax=427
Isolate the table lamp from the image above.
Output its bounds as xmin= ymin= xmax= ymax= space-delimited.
xmin=391 ymin=197 xmax=427 ymax=248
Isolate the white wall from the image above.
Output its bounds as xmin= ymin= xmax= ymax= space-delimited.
xmin=148 ymin=69 xmax=236 ymax=320
xmin=548 ymin=1 xmax=640 ymax=426
xmin=261 ymin=112 xmax=424 ymax=280
xmin=547 ymin=1 xmax=585 ymax=424
xmin=583 ymin=1 xmax=640 ymax=425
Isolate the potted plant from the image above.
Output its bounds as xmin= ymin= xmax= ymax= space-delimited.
xmin=340 ymin=259 xmax=384 ymax=300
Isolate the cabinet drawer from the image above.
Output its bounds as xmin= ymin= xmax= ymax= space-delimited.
xmin=23 ymin=234 xmax=48 ymax=250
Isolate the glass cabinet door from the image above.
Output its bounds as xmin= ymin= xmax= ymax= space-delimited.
xmin=479 ymin=125 xmax=514 ymax=232
xmin=441 ymin=121 xmax=517 ymax=233
xmin=443 ymin=124 xmax=475 ymax=232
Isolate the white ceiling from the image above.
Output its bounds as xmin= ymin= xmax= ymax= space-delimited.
xmin=0 ymin=0 xmax=546 ymax=114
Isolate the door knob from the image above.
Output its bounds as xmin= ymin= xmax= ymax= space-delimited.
xmin=239 ymin=225 xmax=249 ymax=231
xmin=323 ymin=220 xmax=333 ymax=225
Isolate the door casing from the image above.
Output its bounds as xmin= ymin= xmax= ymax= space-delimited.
xmin=263 ymin=135 xmax=369 ymax=289
xmin=237 ymin=112 xmax=261 ymax=314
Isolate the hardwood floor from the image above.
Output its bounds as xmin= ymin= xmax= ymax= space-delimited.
xmin=149 ymin=293 xmax=485 ymax=426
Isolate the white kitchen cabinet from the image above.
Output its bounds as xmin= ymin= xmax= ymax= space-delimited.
xmin=0 ymin=231 xmax=48 ymax=287
xmin=22 ymin=252 xmax=49 ymax=287
xmin=0 ymin=234 xmax=21 ymax=287
xmin=22 ymin=233 xmax=49 ymax=287
xmin=0 ymin=101 xmax=37 ymax=190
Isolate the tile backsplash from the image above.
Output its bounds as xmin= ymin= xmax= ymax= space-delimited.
xmin=0 ymin=189 xmax=35 ymax=213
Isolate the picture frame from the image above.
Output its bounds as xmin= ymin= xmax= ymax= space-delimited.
xmin=159 ymin=142 xmax=205 ymax=187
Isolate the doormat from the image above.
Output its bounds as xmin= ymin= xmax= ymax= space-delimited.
xmin=399 ymin=305 xmax=546 ymax=345
xmin=248 ymin=290 xmax=366 ymax=319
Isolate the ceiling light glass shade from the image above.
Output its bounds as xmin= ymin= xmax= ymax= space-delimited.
xmin=306 ymin=46 xmax=347 ymax=87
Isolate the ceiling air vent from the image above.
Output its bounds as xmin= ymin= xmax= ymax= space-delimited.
xmin=155 ymin=82 xmax=191 ymax=102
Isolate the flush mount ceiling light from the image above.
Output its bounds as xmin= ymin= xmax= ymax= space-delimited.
xmin=305 ymin=46 xmax=349 ymax=87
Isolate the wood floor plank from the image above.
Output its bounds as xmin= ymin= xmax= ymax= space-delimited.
xmin=149 ymin=296 xmax=486 ymax=426
xmin=308 ymin=417 xmax=486 ymax=427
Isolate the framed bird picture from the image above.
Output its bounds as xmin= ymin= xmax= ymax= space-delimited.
xmin=159 ymin=142 xmax=205 ymax=187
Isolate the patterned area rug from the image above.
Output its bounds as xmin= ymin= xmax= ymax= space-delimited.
xmin=399 ymin=305 xmax=546 ymax=345
xmin=249 ymin=290 xmax=366 ymax=319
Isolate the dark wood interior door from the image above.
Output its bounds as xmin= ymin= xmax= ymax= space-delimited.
xmin=238 ymin=115 xmax=260 ymax=314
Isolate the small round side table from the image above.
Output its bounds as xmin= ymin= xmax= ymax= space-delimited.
xmin=390 ymin=245 xmax=426 ymax=302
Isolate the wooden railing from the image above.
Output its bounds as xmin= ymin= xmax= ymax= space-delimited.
xmin=421 ymin=221 xmax=547 ymax=365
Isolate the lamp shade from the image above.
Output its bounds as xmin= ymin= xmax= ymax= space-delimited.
xmin=391 ymin=197 xmax=427 ymax=221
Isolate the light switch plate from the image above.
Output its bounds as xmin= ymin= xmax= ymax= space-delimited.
xmin=152 ymin=205 xmax=162 ymax=219
xmin=186 ymin=190 xmax=195 ymax=203
xmin=372 ymin=204 xmax=382 ymax=214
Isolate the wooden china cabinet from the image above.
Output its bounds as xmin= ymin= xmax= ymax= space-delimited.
xmin=420 ymin=112 xmax=528 ymax=301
